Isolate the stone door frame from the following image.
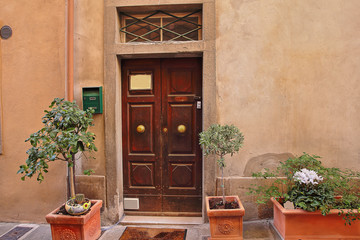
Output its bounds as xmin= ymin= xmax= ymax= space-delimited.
xmin=104 ymin=0 xmax=216 ymax=223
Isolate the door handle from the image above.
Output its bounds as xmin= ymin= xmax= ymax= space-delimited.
xmin=177 ymin=125 xmax=186 ymax=133
xmin=163 ymin=127 xmax=168 ymax=133
xmin=136 ymin=125 xmax=145 ymax=133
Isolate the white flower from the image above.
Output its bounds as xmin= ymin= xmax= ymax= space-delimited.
xmin=293 ymin=168 xmax=323 ymax=185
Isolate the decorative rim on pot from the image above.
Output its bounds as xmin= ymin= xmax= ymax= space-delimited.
xmin=65 ymin=198 xmax=91 ymax=215
xmin=206 ymin=196 xmax=245 ymax=216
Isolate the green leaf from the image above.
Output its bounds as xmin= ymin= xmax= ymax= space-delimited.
xmin=83 ymin=169 xmax=95 ymax=176
xmin=37 ymin=173 xmax=44 ymax=182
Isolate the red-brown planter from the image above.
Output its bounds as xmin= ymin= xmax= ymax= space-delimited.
xmin=46 ymin=200 xmax=102 ymax=240
xmin=206 ymin=196 xmax=245 ymax=240
xmin=271 ymin=197 xmax=360 ymax=240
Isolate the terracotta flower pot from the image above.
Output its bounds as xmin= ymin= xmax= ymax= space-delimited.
xmin=46 ymin=200 xmax=102 ymax=240
xmin=206 ymin=195 xmax=245 ymax=240
xmin=271 ymin=197 xmax=360 ymax=239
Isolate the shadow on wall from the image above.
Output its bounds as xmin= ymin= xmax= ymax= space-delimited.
xmin=243 ymin=153 xmax=294 ymax=177
xmin=240 ymin=153 xmax=294 ymax=220
xmin=217 ymin=153 xmax=296 ymax=220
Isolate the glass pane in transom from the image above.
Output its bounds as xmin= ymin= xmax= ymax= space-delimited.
xmin=125 ymin=18 xmax=161 ymax=42
xmin=163 ymin=16 xmax=199 ymax=41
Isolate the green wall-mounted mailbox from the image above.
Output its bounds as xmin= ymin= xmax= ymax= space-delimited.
xmin=82 ymin=87 xmax=103 ymax=114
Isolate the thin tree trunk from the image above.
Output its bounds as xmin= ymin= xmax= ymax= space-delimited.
xmin=221 ymin=166 xmax=225 ymax=204
xmin=69 ymin=166 xmax=76 ymax=198
xmin=69 ymin=155 xmax=76 ymax=199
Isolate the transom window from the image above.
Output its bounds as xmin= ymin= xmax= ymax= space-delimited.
xmin=119 ymin=8 xmax=202 ymax=43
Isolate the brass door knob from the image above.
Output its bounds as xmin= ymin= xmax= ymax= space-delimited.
xmin=136 ymin=125 xmax=145 ymax=133
xmin=177 ymin=124 xmax=186 ymax=133
xmin=163 ymin=127 xmax=168 ymax=133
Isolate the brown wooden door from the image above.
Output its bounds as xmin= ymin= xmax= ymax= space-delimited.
xmin=122 ymin=58 xmax=202 ymax=215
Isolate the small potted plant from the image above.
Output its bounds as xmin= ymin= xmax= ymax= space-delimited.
xmin=199 ymin=124 xmax=245 ymax=240
xmin=17 ymin=98 xmax=102 ymax=240
xmin=249 ymin=153 xmax=360 ymax=239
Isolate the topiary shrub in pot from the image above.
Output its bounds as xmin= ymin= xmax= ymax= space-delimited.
xmin=248 ymin=153 xmax=360 ymax=239
xmin=199 ymin=124 xmax=245 ymax=240
xmin=17 ymin=98 xmax=102 ymax=240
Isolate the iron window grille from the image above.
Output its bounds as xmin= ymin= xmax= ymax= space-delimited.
xmin=119 ymin=10 xmax=202 ymax=43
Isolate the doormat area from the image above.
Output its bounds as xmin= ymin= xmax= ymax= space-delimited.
xmin=0 ymin=224 xmax=38 ymax=240
xmin=119 ymin=227 xmax=187 ymax=240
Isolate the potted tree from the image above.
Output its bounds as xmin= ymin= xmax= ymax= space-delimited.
xmin=249 ymin=153 xmax=360 ymax=239
xmin=199 ymin=124 xmax=245 ymax=240
xmin=17 ymin=98 xmax=102 ymax=240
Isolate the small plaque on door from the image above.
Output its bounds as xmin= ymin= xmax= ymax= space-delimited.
xmin=129 ymin=74 xmax=152 ymax=90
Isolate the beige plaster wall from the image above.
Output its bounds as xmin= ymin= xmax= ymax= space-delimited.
xmin=0 ymin=0 xmax=67 ymax=222
xmin=72 ymin=0 xmax=107 ymax=214
xmin=0 ymin=20 xmax=3 ymax=154
xmin=216 ymin=0 xmax=360 ymax=178
xmin=73 ymin=0 xmax=106 ymax=176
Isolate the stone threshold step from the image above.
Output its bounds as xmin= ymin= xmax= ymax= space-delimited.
xmin=121 ymin=216 xmax=203 ymax=225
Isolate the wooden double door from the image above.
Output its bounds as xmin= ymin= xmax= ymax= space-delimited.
xmin=122 ymin=58 xmax=203 ymax=214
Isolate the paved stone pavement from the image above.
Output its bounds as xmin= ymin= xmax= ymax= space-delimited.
xmin=0 ymin=220 xmax=281 ymax=240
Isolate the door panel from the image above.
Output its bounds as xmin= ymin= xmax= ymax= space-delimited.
xmin=130 ymin=162 xmax=155 ymax=187
xmin=168 ymin=70 xmax=193 ymax=94
xmin=168 ymin=103 xmax=194 ymax=154
xmin=128 ymin=104 xmax=155 ymax=154
xmin=169 ymin=163 xmax=195 ymax=187
xmin=122 ymin=58 xmax=202 ymax=214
